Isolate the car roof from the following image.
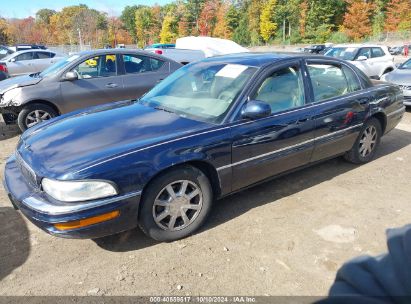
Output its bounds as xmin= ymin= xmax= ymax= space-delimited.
xmin=201 ymin=52 xmax=330 ymax=67
xmin=332 ymin=44 xmax=387 ymax=48
xmin=75 ymin=48 xmax=170 ymax=61
xmin=12 ymin=49 xmax=54 ymax=55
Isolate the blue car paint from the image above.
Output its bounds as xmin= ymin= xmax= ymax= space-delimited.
xmin=3 ymin=53 xmax=406 ymax=239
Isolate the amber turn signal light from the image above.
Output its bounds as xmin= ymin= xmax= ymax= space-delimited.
xmin=54 ymin=210 xmax=120 ymax=231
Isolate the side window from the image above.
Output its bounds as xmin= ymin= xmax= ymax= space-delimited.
xmin=307 ymin=64 xmax=350 ymax=102
xmin=357 ymin=48 xmax=371 ymax=59
xmin=72 ymin=54 xmax=117 ymax=79
xmin=342 ymin=66 xmax=361 ymax=92
xmin=122 ymin=54 xmax=164 ymax=74
xmin=253 ymin=65 xmax=305 ymax=114
xmin=35 ymin=52 xmax=51 ymax=59
xmin=15 ymin=52 xmax=33 ymax=61
xmin=150 ymin=57 xmax=165 ymax=71
xmin=371 ymin=47 xmax=385 ymax=58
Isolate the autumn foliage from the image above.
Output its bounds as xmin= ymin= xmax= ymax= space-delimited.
xmin=343 ymin=0 xmax=376 ymax=41
xmin=0 ymin=0 xmax=411 ymax=48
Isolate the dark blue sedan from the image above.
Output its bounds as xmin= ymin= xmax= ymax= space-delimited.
xmin=3 ymin=53 xmax=406 ymax=241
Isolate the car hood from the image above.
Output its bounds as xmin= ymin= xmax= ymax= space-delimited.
xmin=0 ymin=75 xmax=42 ymax=94
xmin=17 ymin=102 xmax=211 ymax=179
xmin=384 ymin=69 xmax=411 ymax=85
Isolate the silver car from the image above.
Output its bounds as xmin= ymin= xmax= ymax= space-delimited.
xmin=0 ymin=49 xmax=66 ymax=77
xmin=381 ymin=58 xmax=411 ymax=106
xmin=0 ymin=49 xmax=182 ymax=131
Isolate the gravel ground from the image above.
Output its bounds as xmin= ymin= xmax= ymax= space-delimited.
xmin=0 ymin=110 xmax=411 ymax=296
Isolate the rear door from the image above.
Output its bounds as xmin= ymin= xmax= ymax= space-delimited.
xmin=119 ymin=54 xmax=169 ymax=100
xmin=305 ymin=60 xmax=370 ymax=162
xmin=8 ymin=52 xmax=35 ymax=76
xmin=230 ymin=60 xmax=316 ymax=191
xmin=32 ymin=51 xmax=54 ymax=72
xmin=371 ymin=47 xmax=389 ymax=77
xmin=59 ymin=53 xmax=125 ymax=113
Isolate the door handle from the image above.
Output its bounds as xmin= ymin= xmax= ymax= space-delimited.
xmin=295 ymin=116 xmax=310 ymax=125
xmin=106 ymin=83 xmax=118 ymax=88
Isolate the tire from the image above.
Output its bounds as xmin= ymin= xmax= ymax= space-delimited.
xmin=138 ymin=165 xmax=213 ymax=242
xmin=344 ymin=118 xmax=382 ymax=164
xmin=17 ymin=103 xmax=58 ymax=132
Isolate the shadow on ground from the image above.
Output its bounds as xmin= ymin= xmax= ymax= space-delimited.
xmin=0 ymin=207 xmax=30 ymax=281
xmin=0 ymin=123 xmax=20 ymax=141
xmin=94 ymin=128 xmax=411 ymax=252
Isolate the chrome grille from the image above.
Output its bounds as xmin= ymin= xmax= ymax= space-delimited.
xmin=16 ymin=152 xmax=38 ymax=187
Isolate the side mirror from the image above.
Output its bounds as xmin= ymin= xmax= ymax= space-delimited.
xmin=64 ymin=71 xmax=78 ymax=81
xmin=241 ymin=100 xmax=271 ymax=120
xmin=10 ymin=58 xmax=16 ymax=62
xmin=357 ymin=55 xmax=368 ymax=61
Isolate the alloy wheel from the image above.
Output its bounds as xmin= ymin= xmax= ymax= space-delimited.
xmin=359 ymin=125 xmax=377 ymax=157
xmin=25 ymin=110 xmax=51 ymax=128
xmin=152 ymin=180 xmax=203 ymax=231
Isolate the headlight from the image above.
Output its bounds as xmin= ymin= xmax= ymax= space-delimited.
xmin=41 ymin=178 xmax=118 ymax=202
xmin=1 ymin=87 xmax=21 ymax=105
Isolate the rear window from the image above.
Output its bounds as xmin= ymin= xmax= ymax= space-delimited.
xmin=372 ymin=47 xmax=385 ymax=58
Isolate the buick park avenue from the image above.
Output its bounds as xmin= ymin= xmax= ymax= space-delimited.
xmin=4 ymin=53 xmax=405 ymax=241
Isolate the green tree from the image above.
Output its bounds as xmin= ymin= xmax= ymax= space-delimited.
xmin=160 ymin=13 xmax=177 ymax=43
xmin=248 ymin=0 xmax=262 ymax=45
xmin=120 ymin=5 xmax=143 ymax=42
xmin=135 ymin=6 xmax=153 ymax=47
xmin=260 ymin=0 xmax=277 ymax=43
xmin=35 ymin=9 xmax=56 ymax=24
xmin=232 ymin=9 xmax=251 ymax=45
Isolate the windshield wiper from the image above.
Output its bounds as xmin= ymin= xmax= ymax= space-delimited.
xmin=154 ymin=106 xmax=175 ymax=114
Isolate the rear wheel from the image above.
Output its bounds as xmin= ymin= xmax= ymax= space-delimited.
xmin=138 ymin=165 xmax=213 ymax=242
xmin=344 ymin=118 xmax=382 ymax=164
xmin=17 ymin=103 xmax=58 ymax=131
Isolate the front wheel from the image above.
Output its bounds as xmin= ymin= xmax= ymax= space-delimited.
xmin=138 ymin=165 xmax=213 ymax=242
xmin=344 ymin=118 xmax=382 ymax=164
xmin=17 ymin=103 xmax=58 ymax=131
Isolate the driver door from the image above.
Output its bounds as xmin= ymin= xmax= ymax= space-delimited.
xmin=230 ymin=61 xmax=316 ymax=191
xmin=59 ymin=54 xmax=124 ymax=113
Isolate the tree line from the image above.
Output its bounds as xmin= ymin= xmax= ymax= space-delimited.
xmin=0 ymin=0 xmax=410 ymax=48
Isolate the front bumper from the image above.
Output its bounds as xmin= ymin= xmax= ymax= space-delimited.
xmin=3 ymin=155 xmax=142 ymax=239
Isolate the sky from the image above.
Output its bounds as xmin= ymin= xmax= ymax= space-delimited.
xmin=0 ymin=0 xmax=173 ymax=19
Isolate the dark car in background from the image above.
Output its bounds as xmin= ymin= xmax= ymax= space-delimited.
xmin=0 ymin=49 xmax=182 ymax=131
xmin=0 ymin=46 xmax=14 ymax=81
xmin=4 ymin=53 xmax=405 ymax=242
xmin=304 ymin=44 xmax=326 ymax=54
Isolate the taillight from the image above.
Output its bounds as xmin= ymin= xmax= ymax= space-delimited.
xmin=154 ymin=49 xmax=163 ymax=55
xmin=0 ymin=63 xmax=8 ymax=73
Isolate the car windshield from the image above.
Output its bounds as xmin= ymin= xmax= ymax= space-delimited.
xmin=140 ymin=62 xmax=257 ymax=123
xmin=38 ymin=54 xmax=77 ymax=78
xmin=399 ymin=59 xmax=411 ymax=69
xmin=325 ymin=47 xmax=358 ymax=61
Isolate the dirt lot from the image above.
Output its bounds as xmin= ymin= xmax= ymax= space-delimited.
xmin=1 ymin=110 xmax=411 ymax=296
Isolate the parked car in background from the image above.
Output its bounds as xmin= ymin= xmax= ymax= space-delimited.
xmin=389 ymin=46 xmax=403 ymax=55
xmin=304 ymin=44 xmax=326 ymax=54
xmin=8 ymin=44 xmax=47 ymax=52
xmin=0 ymin=45 xmax=14 ymax=60
xmin=3 ymin=53 xmax=405 ymax=242
xmin=325 ymin=44 xmax=395 ymax=79
xmin=146 ymin=37 xmax=249 ymax=65
xmin=145 ymin=43 xmax=176 ymax=49
xmin=0 ymin=49 xmax=182 ymax=131
xmin=0 ymin=49 xmax=66 ymax=78
xmin=0 ymin=46 xmax=14 ymax=81
xmin=381 ymin=58 xmax=411 ymax=106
